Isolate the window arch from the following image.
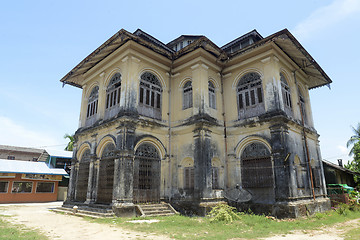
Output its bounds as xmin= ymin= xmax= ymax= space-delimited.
xmin=183 ymin=81 xmax=193 ymax=109
xmin=86 ymin=86 xmax=99 ymax=118
xmin=237 ymin=72 xmax=264 ymax=119
xmin=105 ymin=73 xmax=121 ymax=118
xmin=280 ymin=72 xmax=292 ymax=114
xmin=208 ymin=81 xmax=216 ymax=109
xmin=241 ymin=142 xmax=273 ymax=188
xmin=138 ymin=72 xmax=162 ymax=120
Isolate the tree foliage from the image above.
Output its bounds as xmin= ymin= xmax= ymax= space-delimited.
xmin=347 ymin=123 xmax=360 ymax=156
xmin=64 ymin=133 xmax=75 ymax=151
xmin=345 ymin=123 xmax=360 ymax=186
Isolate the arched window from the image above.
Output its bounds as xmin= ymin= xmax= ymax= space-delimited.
xmin=208 ymin=81 xmax=216 ymax=109
xmin=241 ymin=142 xmax=273 ymax=188
xmin=237 ymin=72 xmax=264 ymax=119
xmin=75 ymin=149 xmax=90 ymax=202
xmin=105 ymin=73 xmax=121 ymax=118
xmin=86 ymin=86 xmax=98 ymax=118
xmin=96 ymin=143 xmax=115 ymax=204
xmin=280 ymin=73 xmax=292 ymax=115
xmin=298 ymin=89 xmax=307 ymax=124
xmin=86 ymin=86 xmax=99 ymax=126
xmin=138 ymin=72 xmax=162 ymax=120
xmin=183 ymin=81 xmax=193 ymax=109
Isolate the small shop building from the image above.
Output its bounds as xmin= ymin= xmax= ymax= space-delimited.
xmin=0 ymin=159 xmax=68 ymax=203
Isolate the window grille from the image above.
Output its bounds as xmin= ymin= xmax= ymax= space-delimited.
xmin=280 ymin=73 xmax=292 ymax=115
xmin=138 ymin=72 xmax=162 ymax=120
xmin=209 ymin=81 xmax=216 ymax=109
xmin=183 ymin=81 xmax=193 ymax=109
xmin=97 ymin=143 xmax=115 ymax=204
xmin=241 ymin=143 xmax=273 ymax=188
xmin=76 ymin=149 xmax=90 ymax=202
xmin=133 ymin=143 xmax=161 ymax=203
xmin=237 ymin=72 xmax=264 ymax=119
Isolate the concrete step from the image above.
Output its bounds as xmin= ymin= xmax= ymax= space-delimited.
xmin=55 ymin=206 xmax=114 ymax=218
xmin=137 ymin=203 xmax=177 ymax=217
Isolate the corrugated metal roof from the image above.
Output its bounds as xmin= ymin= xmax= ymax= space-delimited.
xmin=0 ymin=159 xmax=68 ymax=175
xmin=45 ymin=149 xmax=73 ymax=158
xmin=0 ymin=145 xmax=45 ymax=154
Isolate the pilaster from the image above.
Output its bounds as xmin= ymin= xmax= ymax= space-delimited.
xmin=269 ymin=121 xmax=291 ymax=201
xmin=191 ymin=63 xmax=209 ymax=115
xmin=193 ymin=126 xmax=212 ymax=199
xmin=261 ymin=56 xmax=281 ymax=113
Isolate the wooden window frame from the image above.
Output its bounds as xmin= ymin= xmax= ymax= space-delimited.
xmin=183 ymin=81 xmax=193 ymax=110
xmin=208 ymin=81 xmax=216 ymax=109
xmin=184 ymin=167 xmax=194 ymax=190
xmin=237 ymin=72 xmax=265 ymax=119
xmin=280 ymin=73 xmax=292 ymax=115
xmin=138 ymin=72 xmax=162 ymax=120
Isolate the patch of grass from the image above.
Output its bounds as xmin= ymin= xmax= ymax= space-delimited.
xmin=343 ymin=225 xmax=360 ymax=240
xmin=0 ymin=217 xmax=48 ymax=240
xmin=88 ymin=208 xmax=360 ymax=240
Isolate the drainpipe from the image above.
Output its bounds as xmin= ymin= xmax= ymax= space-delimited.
xmin=167 ymin=60 xmax=173 ymax=202
xmin=220 ymin=68 xmax=229 ymax=189
xmin=293 ymin=70 xmax=316 ymax=201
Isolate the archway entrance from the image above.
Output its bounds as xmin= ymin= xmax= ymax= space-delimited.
xmin=96 ymin=143 xmax=115 ymax=204
xmin=241 ymin=142 xmax=274 ymax=203
xmin=75 ymin=149 xmax=90 ymax=202
xmin=133 ymin=143 xmax=161 ymax=203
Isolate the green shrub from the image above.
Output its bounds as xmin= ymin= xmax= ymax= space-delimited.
xmin=207 ymin=204 xmax=241 ymax=223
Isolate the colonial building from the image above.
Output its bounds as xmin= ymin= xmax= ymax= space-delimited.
xmin=61 ymin=28 xmax=332 ymax=217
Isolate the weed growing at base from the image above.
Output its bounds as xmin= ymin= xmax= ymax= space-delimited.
xmin=91 ymin=206 xmax=360 ymax=240
xmin=0 ymin=217 xmax=48 ymax=240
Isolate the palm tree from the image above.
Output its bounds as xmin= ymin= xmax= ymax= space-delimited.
xmin=347 ymin=123 xmax=360 ymax=155
xmin=64 ymin=134 xmax=75 ymax=151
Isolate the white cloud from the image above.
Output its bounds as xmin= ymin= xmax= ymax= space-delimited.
xmin=0 ymin=116 xmax=65 ymax=150
xmin=292 ymin=0 xmax=360 ymax=41
xmin=337 ymin=145 xmax=349 ymax=155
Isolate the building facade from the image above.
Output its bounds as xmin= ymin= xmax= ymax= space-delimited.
xmin=61 ymin=29 xmax=331 ymax=217
xmin=0 ymin=159 xmax=67 ymax=203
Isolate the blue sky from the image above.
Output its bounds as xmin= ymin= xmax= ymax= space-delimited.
xmin=0 ymin=0 xmax=359 ymax=164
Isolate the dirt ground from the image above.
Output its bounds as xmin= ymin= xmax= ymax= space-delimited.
xmin=0 ymin=202 xmax=359 ymax=240
xmin=0 ymin=201 xmax=170 ymax=240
